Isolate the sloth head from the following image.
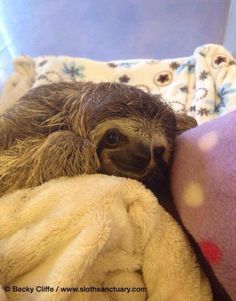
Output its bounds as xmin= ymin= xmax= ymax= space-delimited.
xmin=83 ymin=82 xmax=196 ymax=182
xmin=0 ymin=81 xmax=197 ymax=196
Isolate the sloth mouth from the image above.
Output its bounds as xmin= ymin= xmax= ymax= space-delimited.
xmin=113 ymin=163 xmax=154 ymax=181
xmin=100 ymin=157 xmax=150 ymax=179
xmin=100 ymin=154 xmax=168 ymax=181
xmin=114 ymin=160 xmax=147 ymax=173
xmin=114 ymin=157 xmax=169 ymax=181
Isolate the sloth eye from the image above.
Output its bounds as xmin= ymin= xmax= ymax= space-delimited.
xmin=105 ymin=132 xmax=121 ymax=145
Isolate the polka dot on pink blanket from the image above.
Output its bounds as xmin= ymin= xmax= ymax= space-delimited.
xmin=182 ymin=182 xmax=204 ymax=207
xmin=199 ymin=240 xmax=222 ymax=265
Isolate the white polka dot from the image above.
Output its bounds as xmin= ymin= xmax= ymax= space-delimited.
xmin=183 ymin=182 xmax=204 ymax=207
xmin=198 ymin=131 xmax=218 ymax=152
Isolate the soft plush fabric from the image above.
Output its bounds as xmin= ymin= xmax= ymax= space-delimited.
xmin=1 ymin=44 xmax=236 ymax=124
xmin=0 ymin=174 xmax=212 ymax=301
xmin=0 ymin=44 xmax=235 ymax=300
xmin=171 ymin=111 xmax=236 ymax=301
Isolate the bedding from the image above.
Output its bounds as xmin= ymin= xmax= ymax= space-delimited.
xmin=0 ymin=174 xmax=212 ymax=301
xmin=0 ymin=43 xmax=236 ymax=300
xmin=171 ymin=110 xmax=236 ymax=301
xmin=1 ymin=44 xmax=236 ymax=123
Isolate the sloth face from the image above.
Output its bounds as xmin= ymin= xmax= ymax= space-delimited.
xmin=91 ymin=118 xmax=175 ymax=181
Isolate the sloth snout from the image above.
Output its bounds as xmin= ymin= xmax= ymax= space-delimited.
xmin=129 ymin=143 xmax=151 ymax=169
xmin=131 ymin=152 xmax=151 ymax=169
xmin=131 ymin=145 xmax=166 ymax=169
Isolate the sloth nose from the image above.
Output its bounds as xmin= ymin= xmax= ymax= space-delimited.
xmin=132 ymin=146 xmax=151 ymax=169
xmin=153 ymin=146 xmax=166 ymax=162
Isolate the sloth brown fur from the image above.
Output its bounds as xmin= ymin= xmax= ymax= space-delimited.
xmin=0 ymin=82 xmax=197 ymax=197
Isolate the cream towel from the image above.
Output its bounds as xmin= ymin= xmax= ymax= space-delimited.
xmin=0 ymin=174 xmax=212 ymax=301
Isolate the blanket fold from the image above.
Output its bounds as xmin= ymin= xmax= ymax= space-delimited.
xmin=0 ymin=174 xmax=212 ymax=301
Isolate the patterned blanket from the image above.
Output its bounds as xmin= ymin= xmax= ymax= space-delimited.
xmin=1 ymin=44 xmax=236 ymax=123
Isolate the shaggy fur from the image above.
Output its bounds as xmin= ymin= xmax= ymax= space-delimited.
xmin=0 ymin=82 xmax=197 ymax=196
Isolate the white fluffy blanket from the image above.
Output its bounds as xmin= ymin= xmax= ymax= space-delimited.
xmin=1 ymin=44 xmax=236 ymax=124
xmin=0 ymin=174 xmax=212 ymax=301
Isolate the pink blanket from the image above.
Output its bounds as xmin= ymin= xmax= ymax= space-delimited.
xmin=171 ymin=111 xmax=236 ymax=301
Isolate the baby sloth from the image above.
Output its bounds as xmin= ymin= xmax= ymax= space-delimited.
xmin=0 ymin=82 xmax=197 ymax=197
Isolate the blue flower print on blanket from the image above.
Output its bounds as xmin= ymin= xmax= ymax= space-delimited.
xmin=116 ymin=61 xmax=139 ymax=68
xmin=176 ymin=57 xmax=196 ymax=74
xmin=216 ymin=83 xmax=236 ymax=111
xmin=62 ymin=62 xmax=85 ymax=80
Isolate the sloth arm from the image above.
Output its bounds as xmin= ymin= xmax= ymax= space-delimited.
xmin=0 ymin=131 xmax=100 ymax=196
xmin=0 ymin=84 xmax=75 ymax=150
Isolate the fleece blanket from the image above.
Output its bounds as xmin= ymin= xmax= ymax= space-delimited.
xmin=0 ymin=174 xmax=212 ymax=301
xmin=1 ymin=44 xmax=236 ymax=123
xmin=171 ymin=111 xmax=236 ymax=301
